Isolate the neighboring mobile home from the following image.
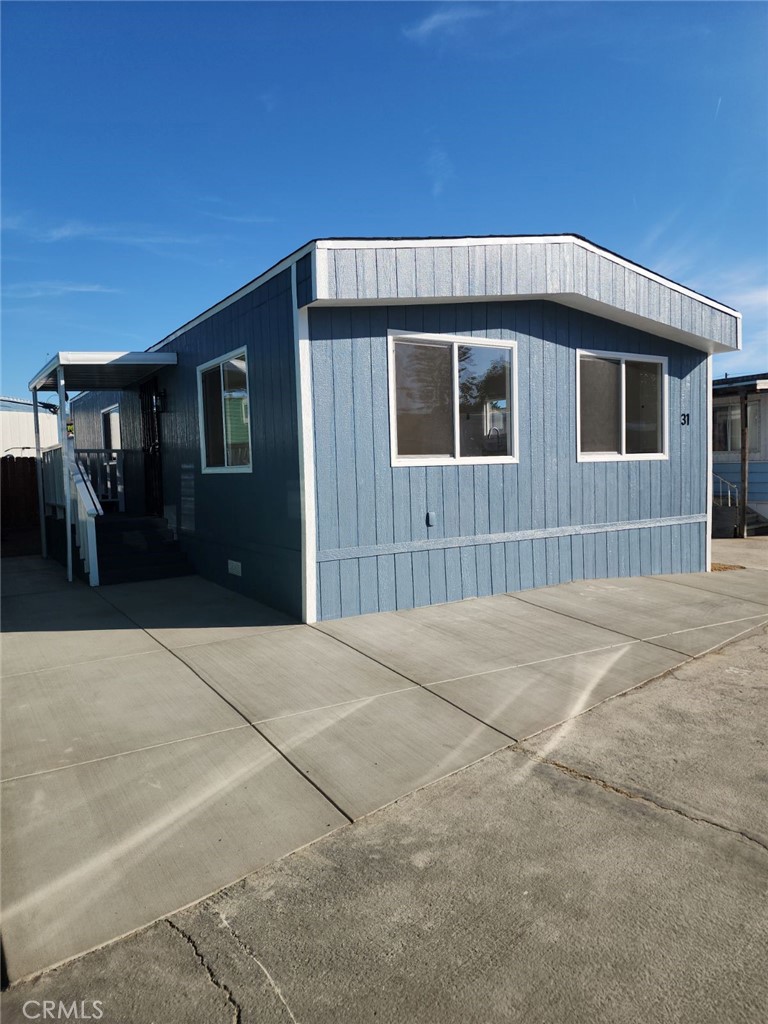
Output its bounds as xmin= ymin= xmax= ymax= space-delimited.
xmin=712 ymin=371 xmax=768 ymax=528
xmin=31 ymin=235 xmax=741 ymax=621
xmin=1 ymin=397 xmax=58 ymax=456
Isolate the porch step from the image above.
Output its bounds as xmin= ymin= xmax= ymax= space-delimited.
xmin=94 ymin=515 xmax=193 ymax=585
xmin=711 ymin=502 xmax=768 ymax=538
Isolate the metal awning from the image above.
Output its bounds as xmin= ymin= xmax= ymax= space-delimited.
xmin=28 ymin=351 xmax=178 ymax=393
xmin=712 ymin=373 xmax=768 ymax=398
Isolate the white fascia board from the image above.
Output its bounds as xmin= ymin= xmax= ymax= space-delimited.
xmin=29 ymin=351 xmax=178 ymax=391
xmin=551 ymin=294 xmax=738 ymax=354
xmin=28 ymin=353 xmax=62 ymax=392
xmin=314 ymin=235 xmax=740 ymax=320
xmin=306 ymin=292 xmax=736 ymax=355
xmin=147 ymin=241 xmax=317 ymax=352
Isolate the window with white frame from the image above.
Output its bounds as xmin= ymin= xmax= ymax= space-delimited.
xmin=197 ymin=349 xmax=252 ymax=471
xmin=712 ymin=399 xmax=760 ymax=453
xmin=390 ymin=334 xmax=517 ymax=465
xmin=577 ymin=351 xmax=667 ymax=460
xmin=101 ymin=404 xmax=121 ymax=450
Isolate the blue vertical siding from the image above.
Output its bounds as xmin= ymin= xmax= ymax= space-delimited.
xmin=311 ymin=299 xmax=708 ymax=620
xmin=322 ymin=239 xmax=739 ymax=351
xmin=712 ymin=461 xmax=768 ymax=503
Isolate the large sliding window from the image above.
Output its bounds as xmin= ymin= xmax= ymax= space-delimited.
xmin=577 ymin=351 xmax=667 ymax=461
xmin=712 ymin=400 xmax=760 ymax=453
xmin=197 ymin=349 xmax=252 ymax=472
xmin=390 ymin=333 xmax=517 ymax=466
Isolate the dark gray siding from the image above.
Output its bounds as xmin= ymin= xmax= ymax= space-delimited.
xmin=72 ymin=269 xmax=302 ymax=617
xmin=321 ymin=240 xmax=738 ymax=351
xmin=310 ymin=300 xmax=708 ymax=620
xmin=296 ymin=252 xmax=313 ymax=307
xmin=71 ymin=388 xmax=145 ymax=515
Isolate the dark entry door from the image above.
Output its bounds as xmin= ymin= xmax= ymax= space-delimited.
xmin=139 ymin=378 xmax=164 ymax=516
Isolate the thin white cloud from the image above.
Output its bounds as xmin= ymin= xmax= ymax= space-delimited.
xmin=258 ymin=91 xmax=277 ymax=113
xmin=713 ymin=346 xmax=767 ymax=378
xmin=3 ymin=215 xmax=206 ymax=251
xmin=403 ymin=5 xmax=489 ymax=41
xmin=203 ymin=213 xmax=277 ymax=225
xmin=637 ymin=208 xmax=683 ymax=254
xmin=38 ymin=220 xmax=201 ymax=247
xmin=426 ymin=146 xmax=455 ymax=198
xmin=724 ymin=286 xmax=768 ymax=314
xmin=3 ymin=281 xmax=119 ymax=300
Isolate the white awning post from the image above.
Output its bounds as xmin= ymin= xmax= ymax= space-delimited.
xmin=57 ymin=370 xmax=73 ymax=582
xmin=32 ymin=390 xmax=48 ymax=558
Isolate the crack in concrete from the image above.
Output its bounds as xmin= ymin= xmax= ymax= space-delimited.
xmin=165 ymin=919 xmax=242 ymax=1024
xmin=215 ymin=909 xmax=301 ymax=1024
xmin=515 ymin=745 xmax=768 ymax=855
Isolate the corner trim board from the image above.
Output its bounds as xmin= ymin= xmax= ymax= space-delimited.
xmin=292 ymin=265 xmax=318 ymax=623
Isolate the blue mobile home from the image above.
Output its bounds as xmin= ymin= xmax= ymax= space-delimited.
xmin=711 ymin=371 xmax=768 ymax=534
xmin=50 ymin=235 xmax=740 ymax=621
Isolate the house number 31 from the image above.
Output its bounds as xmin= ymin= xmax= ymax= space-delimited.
xmin=680 ymin=413 xmax=690 ymax=425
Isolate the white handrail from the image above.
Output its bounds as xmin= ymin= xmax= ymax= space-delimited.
xmin=41 ymin=443 xmax=104 ymax=585
xmin=712 ymin=471 xmax=739 ymax=508
xmin=75 ymin=448 xmax=125 ymax=511
xmin=74 ymin=457 xmax=104 ymax=517
xmin=65 ymin=441 xmax=101 ymax=586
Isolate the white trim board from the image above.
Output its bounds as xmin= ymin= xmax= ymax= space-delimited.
xmin=29 ymin=351 xmax=178 ymax=392
xmin=292 ymin=263 xmax=318 ymax=624
xmin=148 ymin=241 xmax=316 ymax=352
xmin=195 ymin=347 xmax=253 ymax=475
xmin=304 ymin=291 xmax=737 ymax=357
xmin=575 ymin=349 xmax=669 ymax=463
xmin=387 ymin=331 xmax=519 ymax=468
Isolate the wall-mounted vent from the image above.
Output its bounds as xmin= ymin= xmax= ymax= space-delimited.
xmin=227 ymin=560 xmax=242 ymax=576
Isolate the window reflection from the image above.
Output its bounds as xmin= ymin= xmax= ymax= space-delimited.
xmin=458 ymin=345 xmax=513 ymax=458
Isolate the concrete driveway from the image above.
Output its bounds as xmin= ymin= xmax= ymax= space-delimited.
xmin=2 ymin=553 xmax=767 ymax=983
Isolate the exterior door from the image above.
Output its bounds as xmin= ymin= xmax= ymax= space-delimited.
xmin=139 ymin=378 xmax=164 ymax=516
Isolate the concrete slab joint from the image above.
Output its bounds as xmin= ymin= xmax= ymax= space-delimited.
xmin=1 ymin=557 xmax=767 ymax=1001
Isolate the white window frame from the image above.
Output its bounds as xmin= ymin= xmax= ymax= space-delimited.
xmin=712 ymin=397 xmax=760 ymax=455
xmin=387 ymin=330 xmax=519 ymax=467
xmin=100 ymin=403 xmax=121 ymax=450
xmin=196 ymin=347 xmax=253 ymax=474
xmin=576 ymin=349 xmax=669 ymax=462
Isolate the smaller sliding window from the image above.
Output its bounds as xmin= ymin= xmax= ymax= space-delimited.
xmin=390 ymin=333 xmax=517 ymax=466
xmin=578 ymin=351 xmax=667 ymax=461
xmin=197 ymin=349 xmax=252 ymax=473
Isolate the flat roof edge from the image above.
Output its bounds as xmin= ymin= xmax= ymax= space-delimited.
xmin=28 ymin=351 xmax=178 ymax=392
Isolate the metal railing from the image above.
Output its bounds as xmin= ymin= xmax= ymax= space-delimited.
xmin=75 ymin=448 xmax=125 ymax=512
xmin=713 ymin=472 xmax=739 ymax=508
xmin=41 ymin=442 xmax=103 ymax=586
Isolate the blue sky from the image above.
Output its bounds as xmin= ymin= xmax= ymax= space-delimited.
xmin=2 ymin=1 xmax=766 ymax=398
